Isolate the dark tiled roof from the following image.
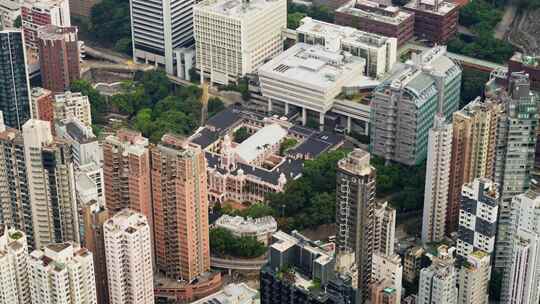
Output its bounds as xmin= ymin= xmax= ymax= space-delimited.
xmin=191 ymin=128 xmax=218 ymax=149
xmin=206 ymin=108 xmax=242 ymax=131
xmin=65 ymin=122 xmax=94 ymax=143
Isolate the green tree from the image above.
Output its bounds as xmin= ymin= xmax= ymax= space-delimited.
xmin=233 ymin=127 xmax=250 ymax=143
xmin=114 ymin=37 xmax=133 ymax=56
xmin=13 ymin=16 xmax=21 ymax=28
xmin=287 ymin=12 xmax=307 ymax=29
xmin=209 ymin=228 xmax=266 ymax=258
xmin=279 ymin=138 xmax=298 ymax=155
xmin=134 ymin=108 xmax=153 ymax=137
xmin=90 ymin=0 xmax=131 ymax=43
xmin=208 ymin=97 xmax=225 ymax=118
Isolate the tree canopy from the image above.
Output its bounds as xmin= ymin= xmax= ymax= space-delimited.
xmin=209 ymin=227 xmax=267 ymax=258
xmin=460 ymin=69 xmax=490 ymax=108
xmin=89 ymin=0 xmax=131 ymax=52
xmin=265 ymin=149 xmax=349 ymax=231
xmin=85 ymin=70 xmax=225 ymax=142
xmin=448 ymin=0 xmax=514 ymax=64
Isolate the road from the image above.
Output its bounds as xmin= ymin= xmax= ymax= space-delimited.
xmin=400 ymin=43 xmax=506 ymax=73
xmin=210 ymin=256 xmax=267 ymax=271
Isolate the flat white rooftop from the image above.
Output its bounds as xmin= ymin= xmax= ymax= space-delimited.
xmin=337 ymin=0 xmax=413 ymax=25
xmin=405 ymin=0 xmax=457 ymax=15
xmin=258 ymin=43 xmax=365 ymax=91
xmin=195 ymin=0 xmax=281 ymax=18
xmin=235 ymin=123 xmax=287 ymax=163
xmin=297 ymin=17 xmax=394 ymax=48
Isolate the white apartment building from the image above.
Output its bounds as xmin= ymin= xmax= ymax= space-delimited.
xmin=23 ymin=119 xmax=79 ymax=249
xmin=104 ymin=209 xmax=154 ymax=304
xmin=53 ymin=91 xmax=92 ymax=127
xmin=374 ymin=201 xmax=395 ymax=256
xmin=0 ymin=0 xmax=22 ymax=28
xmin=29 ymin=242 xmax=97 ymax=304
xmin=502 ymin=190 xmax=540 ymax=303
xmin=56 ymin=118 xmax=102 ymax=167
xmin=130 ymin=0 xmax=196 ymax=78
xmin=0 ymin=228 xmax=30 ymax=304
xmin=215 ymin=215 xmax=277 ymax=244
xmin=193 ymin=0 xmax=286 ymax=84
xmin=258 ymin=43 xmax=368 ymax=130
xmin=296 ymin=17 xmax=397 ymax=79
xmin=418 ymin=246 xmax=458 ymax=304
xmin=505 ymin=229 xmax=540 ymax=304
xmin=458 ymin=251 xmax=491 ymax=304
xmin=457 ymin=178 xmax=498 ymax=260
xmin=372 ymin=253 xmax=403 ymax=304
xmin=422 ymin=114 xmax=452 ymax=244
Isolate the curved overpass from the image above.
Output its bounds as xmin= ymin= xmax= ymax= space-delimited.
xmin=210 ymin=256 xmax=267 ymax=271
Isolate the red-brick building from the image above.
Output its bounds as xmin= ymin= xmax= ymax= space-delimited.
xmin=21 ymin=0 xmax=71 ymax=59
xmin=335 ymin=0 xmax=415 ymax=47
xmin=404 ymin=0 xmax=459 ymax=44
xmin=30 ymin=87 xmax=54 ymax=124
xmin=38 ymin=25 xmax=80 ymax=93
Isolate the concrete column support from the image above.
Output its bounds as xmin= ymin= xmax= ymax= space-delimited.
xmin=268 ymin=99 xmax=273 ymax=113
xmin=302 ymin=107 xmax=307 ymax=125
xmin=347 ymin=116 xmax=352 ymax=133
xmin=319 ymin=112 xmax=325 ymax=131
xmin=285 ymin=102 xmax=289 ymax=115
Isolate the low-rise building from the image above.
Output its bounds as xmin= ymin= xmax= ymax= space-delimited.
xmin=404 ymin=0 xmax=459 ymax=44
xmin=189 ymin=108 xmax=344 ymax=204
xmin=215 ymin=215 xmax=277 ymax=244
xmin=508 ymin=53 xmax=540 ymax=91
xmin=335 ymin=0 xmax=414 ymax=47
xmin=191 ymin=283 xmax=259 ymax=304
xmin=258 ymin=43 xmax=372 ymax=133
xmin=296 ymin=16 xmax=397 ymax=79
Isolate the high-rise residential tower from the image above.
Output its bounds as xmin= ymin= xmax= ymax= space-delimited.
xmin=130 ymin=0 xmax=197 ymax=77
xmin=193 ymin=0 xmax=286 ymax=84
xmin=21 ymin=0 xmax=70 ymax=57
xmin=151 ymin=134 xmax=210 ymax=281
xmin=23 ymin=119 xmax=79 ymax=248
xmin=29 ymin=242 xmax=97 ymax=304
xmin=418 ymin=246 xmax=458 ymax=304
xmin=104 ymin=209 xmax=154 ymax=304
xmin=456 ymin=178 xmax=498 ymax=261
xmin=422 ymin=113 xmax=452 ymax=244
xmin=0 ymin=29 xmax=31 ymax=130
xmin=0 ymin=228 xmax=30 ymax=304
xmin=447 ymin=96 xmax=501 ymax=234
xmin=458 ymin=251 xmax=491 ymax=304
xmin=0 ymin=115 xmax=34 ymax=246
xmin=82 ymin=202 xmax=109 ymax=304
xmin=37 ymin=25 xmax=80 ymax=93
xmin=494 ymin=73 xmax=539 ymax=271
xmin=335 ymin=149 xmax=376 ymax=303
xmin=374 ymin=201 xmax=396 ymax=256
xmin=501 ymin=190 xmax=540 ymax=303
xmin=103 ymin=129 xmax=152 ymax=221
xmin=370 ymin=46 xmax=461 ymax=166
